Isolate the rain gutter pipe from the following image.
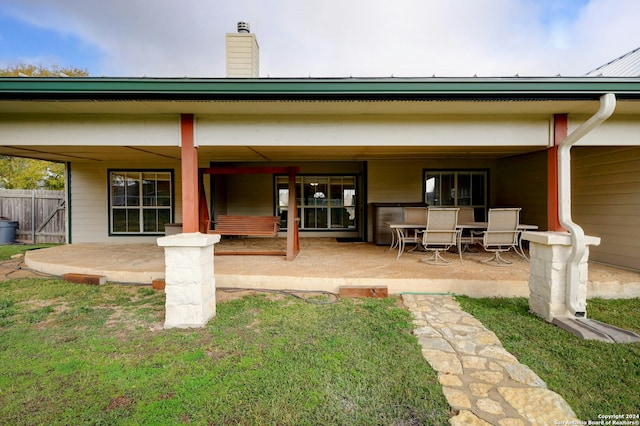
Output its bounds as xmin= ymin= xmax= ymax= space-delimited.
xmin=558 ymin=93 xmax=616 ymax=317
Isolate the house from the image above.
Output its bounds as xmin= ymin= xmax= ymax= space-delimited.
xmin=1 ymin=27 xmax=639 ymax=271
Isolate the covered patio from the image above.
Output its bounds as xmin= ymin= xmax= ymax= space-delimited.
xmin=21 ymin=238 xmax=640 ymax=299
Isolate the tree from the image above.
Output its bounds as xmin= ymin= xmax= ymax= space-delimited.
xmin=0 ymin=157 xmax=65 ymax=190
xmin=0 ymin=64 xmax=88 ymax=77
xmin=0 ymin=64 xmax=84 ymax=190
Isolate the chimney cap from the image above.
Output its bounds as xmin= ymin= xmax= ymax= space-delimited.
xmin=237 ymin=22 xmax=250 ymax=33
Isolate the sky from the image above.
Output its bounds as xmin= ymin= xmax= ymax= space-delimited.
xmin=0 ymin=0 xmax=639 ymax=78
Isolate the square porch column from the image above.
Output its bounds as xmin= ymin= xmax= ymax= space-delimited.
xmin=157 ymin=232 xmax=221 ymax=329
xmin=522 ymin=231 xmax=600 ymax=322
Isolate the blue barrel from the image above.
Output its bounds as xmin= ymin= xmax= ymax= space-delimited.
xmin=0 ymin=220 xmax=18 ymax=244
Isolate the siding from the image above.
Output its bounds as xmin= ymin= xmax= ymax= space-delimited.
xmin=367 ymin=158 xmax=497 ymax=241
xmin=70 ymin=160 xmax=181 ymax=243
xmin=494 ymin=150 xmax=548 ymax=229
xmin=572 ymin=146 xmax=640 ymax=271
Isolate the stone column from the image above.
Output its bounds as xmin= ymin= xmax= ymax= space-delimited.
xmin=522 ymin=231 xmax=600 ymax=322
xmin=157 ymin=232 xmax=220 ymax=329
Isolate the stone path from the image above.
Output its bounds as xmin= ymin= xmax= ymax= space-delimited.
xmin=402 ymin=294 xmax=579 ymax=425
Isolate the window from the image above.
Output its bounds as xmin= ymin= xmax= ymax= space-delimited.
xmin=276 ymin=175 xmax=357 ymax=230
xmin=424 ymin=170 xmax=488 ymax=220
xmin=109 ymin=170 xmax=173 ymax=235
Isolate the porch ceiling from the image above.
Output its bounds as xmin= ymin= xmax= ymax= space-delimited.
xmin=0 ymin=144 xmax=544 ymax=163
xmin=2 ymin=95 xmax=638 ymax=163
xmin=2 ymin=98 xmax=640 ymax=115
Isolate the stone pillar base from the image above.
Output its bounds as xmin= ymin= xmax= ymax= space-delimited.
xmin=157 ymin=232 xmax=220 ymax=329
xmin=522 ymin=231 xmax=600 ymax=322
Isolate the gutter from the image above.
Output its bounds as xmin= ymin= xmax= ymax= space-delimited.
xmin=558 ymin=93 xmax=616 ymax=317
xmin=1 ymin=77 xmax=640 ymax=101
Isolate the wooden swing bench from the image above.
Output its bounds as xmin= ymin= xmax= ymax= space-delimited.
xmin=206 ymin=215 xmax=283 ymax=256
xmin=206 ymin=215 xmax=281 ymax=237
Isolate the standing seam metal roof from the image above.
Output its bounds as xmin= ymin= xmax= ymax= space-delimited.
xmin=586 ymin=47 xmax=640 ymax=77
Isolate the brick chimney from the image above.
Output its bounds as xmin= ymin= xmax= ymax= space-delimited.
xmin=226 ymin=22 xmax=259 ymax=78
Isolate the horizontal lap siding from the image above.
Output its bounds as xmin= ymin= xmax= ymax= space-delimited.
xmin=367 ymin=158 xmax=497 ymax=241
xmin=494 ymin=151 xmax=548 ymax=229
xmin=70 ymin=161 xmax=181 ymax=243
xmin=572 ymin=147 xmax=640 ymax=271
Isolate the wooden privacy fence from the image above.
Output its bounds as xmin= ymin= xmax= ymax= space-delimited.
xmin=0 ymin=189 xmax=66 ymax=244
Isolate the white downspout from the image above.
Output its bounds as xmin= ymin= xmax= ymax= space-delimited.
xmin=558 ymin=93 xmax=616 ymax=317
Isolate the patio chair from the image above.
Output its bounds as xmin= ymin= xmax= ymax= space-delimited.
xmin=473 ymin=208 xmax=521 ymax=266
xmin=456 ymin=207 xmax=476 ymax=260
xmin=420 ymin=207 xmax=460 ymax=265
xmin=404 ymin=207 xmax=427 ymax=224
xmin=394 ymin=207 xmax=427 ymax=259
xmin=458 ymin=207 xmax=475 ymax=223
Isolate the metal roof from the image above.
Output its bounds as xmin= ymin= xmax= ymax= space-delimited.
xmin=586 ymin=47 xmax=640 ymax=77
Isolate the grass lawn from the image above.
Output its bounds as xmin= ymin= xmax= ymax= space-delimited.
xmin=456 ymin=296 xmax=640 ymax=421
xmin=2 ymin=244 xmax=638 ymax=423
xmin=0 ymin=277 xmax=451 ymax=425
xmin=0 ymin=243 xmax=58 ymax=261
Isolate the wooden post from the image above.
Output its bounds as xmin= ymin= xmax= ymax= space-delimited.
xmin=181 ymin=114 xmax=199 ymax=233
xmin=548 ymin=114 xmax=567 ymax=232
xmin=286 ymin=167 xmax=300 ymax=260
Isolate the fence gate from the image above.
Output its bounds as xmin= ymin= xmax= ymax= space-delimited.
xmin=0 ymin=189 xmax=66 ymax=244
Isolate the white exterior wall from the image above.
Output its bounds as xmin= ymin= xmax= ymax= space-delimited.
xmin=196 ymin=115 xmax=551 ymax=147
xmin=70 ymin=161 xmax=182 ymax=243
xmin=574 ymin=117 xmax=640 ymax=146
xmin=0 ymin=115 xmax=179 ymax=146
xmin=0 ymin=114 xmax=183 ymax=243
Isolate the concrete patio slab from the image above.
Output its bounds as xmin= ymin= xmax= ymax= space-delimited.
xmin=19 ymin=237 xmax=640 ymax=298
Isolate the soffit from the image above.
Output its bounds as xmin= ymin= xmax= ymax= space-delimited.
xmin=2 ymin=98 xmax=640 ymax=116
xmin=0 ymin=144 xmax=544 ymax=163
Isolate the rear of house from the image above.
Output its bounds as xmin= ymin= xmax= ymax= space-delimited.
xmin=1 ymin=77 xmax=639 ymax=271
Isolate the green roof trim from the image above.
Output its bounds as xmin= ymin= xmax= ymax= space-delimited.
xmin=1 ymin=77 xmax=640 ymax=101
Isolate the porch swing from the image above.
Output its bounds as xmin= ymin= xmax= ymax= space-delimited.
xmin=198 ymin=166 xmax=300 ymax=260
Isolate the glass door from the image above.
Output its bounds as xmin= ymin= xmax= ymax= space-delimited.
xmin=424 ymin=170 xmax=487 ymax=221
xmin=276 ymin=175 xmax=357 ymax=230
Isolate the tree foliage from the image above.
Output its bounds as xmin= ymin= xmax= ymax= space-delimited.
xmin=0 ymin=64 xmax=88 ymax=77
xmin=0 ymin=157 xmax=65 ymax=190
xmin=1 ymin=64 xmax=78 ymax=190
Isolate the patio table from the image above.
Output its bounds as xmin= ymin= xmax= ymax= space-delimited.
xmin=386 ymin=222 xmax=427 ymax=259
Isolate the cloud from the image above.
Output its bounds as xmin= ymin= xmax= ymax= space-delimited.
xmin=2 ymin=0 xmax=640 ymax=77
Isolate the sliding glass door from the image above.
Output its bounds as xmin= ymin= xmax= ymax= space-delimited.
xmin=424 ymin=170 xmax=488 ymax=220
xmin=276 ymin=175 xmax=357 ymax=230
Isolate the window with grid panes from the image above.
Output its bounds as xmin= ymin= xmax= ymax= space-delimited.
xmin=275 ymin=175 xmax=356 ymax=230
xmin=109 ymin=170 xmax=173 ymax=235
xmin=424 ymin=170 xmax=488 ymax=221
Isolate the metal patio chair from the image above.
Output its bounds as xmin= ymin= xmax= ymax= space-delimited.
xmin=473 ymin=207 xmax=521 ymax=266
xmin=456 ymin=207 xmax=476 ymax=260
xmin=394 ymin=207 xmax=427 ymax=259
xmin=420 ymin=207 xmax=460 ymax=265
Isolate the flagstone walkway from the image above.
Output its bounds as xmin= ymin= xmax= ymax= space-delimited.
xmin=402 ymin=294 xmax=579 ymax=426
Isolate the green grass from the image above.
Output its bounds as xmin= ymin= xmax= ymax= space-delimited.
xmin=456 ymin=296 xmax=640 ymax=421
xmin=0 ymin=243 xmax=59 ymax=261
xmin=0 ymin=278 xmax=450 ymax=425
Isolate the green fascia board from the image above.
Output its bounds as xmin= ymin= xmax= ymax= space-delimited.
xmin=1 ymin=77 xmax=640 ymax=100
